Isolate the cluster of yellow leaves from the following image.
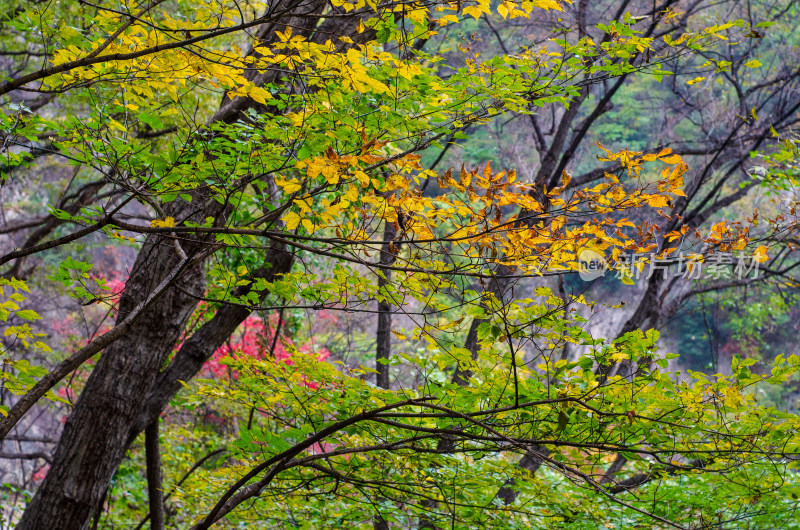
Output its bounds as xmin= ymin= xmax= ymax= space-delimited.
xmin=583 ymin=145 xmax=688 ymax=215
xmin=151 ymin=217 xmax=177 ymax=228
xmin=252 ymin=29 xmax=426 ymax=102
xmin=280 ymin=145 xmax=386 ymax=233
xmin=277 ymin=144 xmax=697 ymax=279
xmin=111 ymin=231 xmax=137 ymax=243
xmin=0 ymin=279 xmax=49 ymax=351
xmin=330 ymin=0 xmax=381 ymax=13
xmin=44 ymin=0 xmax=567 ymax=99
xmin=435 ymin=0 xmax=561 ymax=22
xmin=0 ymin=278 xmax=36 ymax=323
xmin=46 ymin=2 xmax=272 ymax=104
xmin=38 ymin=1 xmax=769 ymax=280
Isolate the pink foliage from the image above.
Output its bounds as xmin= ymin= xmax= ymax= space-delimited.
xmin=32 ymin=464 xmax=50 ymax=482
xmin=91 ymin=274 xmax=126 ymax=306
xmin=56 ymin=386 xmax=76 ymax=401
xmin=103 ymin=277 xmax=126 ymax=296
xmin=315 ymin=309 xmax=340 ymax=325
xmin=50 ymin=315 xmax=76 ymax=337
xmin=203 ymin=315 xmax=330 ymax=388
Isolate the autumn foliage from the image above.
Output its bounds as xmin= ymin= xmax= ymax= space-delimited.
xmin=1 ymin=0 xmax=800 ymax=529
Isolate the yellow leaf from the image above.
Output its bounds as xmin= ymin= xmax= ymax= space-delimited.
xmin=754 ymin=245 xmax=769 ymax=263
xmin=248 ymin=86 xmax=272 ymax=105
xmin=108 ymin=119 xmax=128 ymax=133
xmin=151 ymin=217 xmax=176 ymax=228
xmin=278 ymin=177 xmax=302 ymax=194
xmin=462 ymin=5 xmax=483 ymax=19
xmin=646 ymin=195 xmax=670 ymax=208
xmin=360 ymin=75 xmax=391 ymax=94
xmin=294 ymin=197 xmax=312 ymax=214
xmin=345 ymin=183 xmax=359 ymax=202
xmin=660 ymin=154 xmax=683 ymax=164
xmin=710 ymin=221 xmax=727 ymax=240
xmin=665 ymin=230 xmax=682 ymax=242
xmin=611 ymin=351 xmax=627 ymax=362
xmin=324 ymin=167 xmax=340 ymax=185
xmin=533 ymin=0 xmax=562 ymax=10
xmin=355 ymin=171 xmax=370 ymax=186
xmin=283 ymin=211 xmax=301 ymax=230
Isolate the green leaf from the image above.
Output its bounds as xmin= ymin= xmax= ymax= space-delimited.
xmin=15 ymin=309 xmax=40 ymax=321
xmin=137 ymin=111 xmax=165 ymax=130
xmin=556 ymin=409 xmax=570 ymax=432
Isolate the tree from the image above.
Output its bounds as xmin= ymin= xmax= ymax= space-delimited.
xmin=1 ymin=0 xmax=799 ymax=528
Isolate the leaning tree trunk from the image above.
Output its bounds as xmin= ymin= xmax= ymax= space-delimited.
xmin=17 ymin=215 xmax=208 ymax=529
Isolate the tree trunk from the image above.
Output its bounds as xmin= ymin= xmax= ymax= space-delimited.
xmin=373 ymin=220 xmax=397 ymax=528
xmin=145 ymin=421 xmax=165 ymax=530
xmin=375 ymin=220 xmax=397 ymax=389
xmin=17 ymin=221 xmax=207 ymax=530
